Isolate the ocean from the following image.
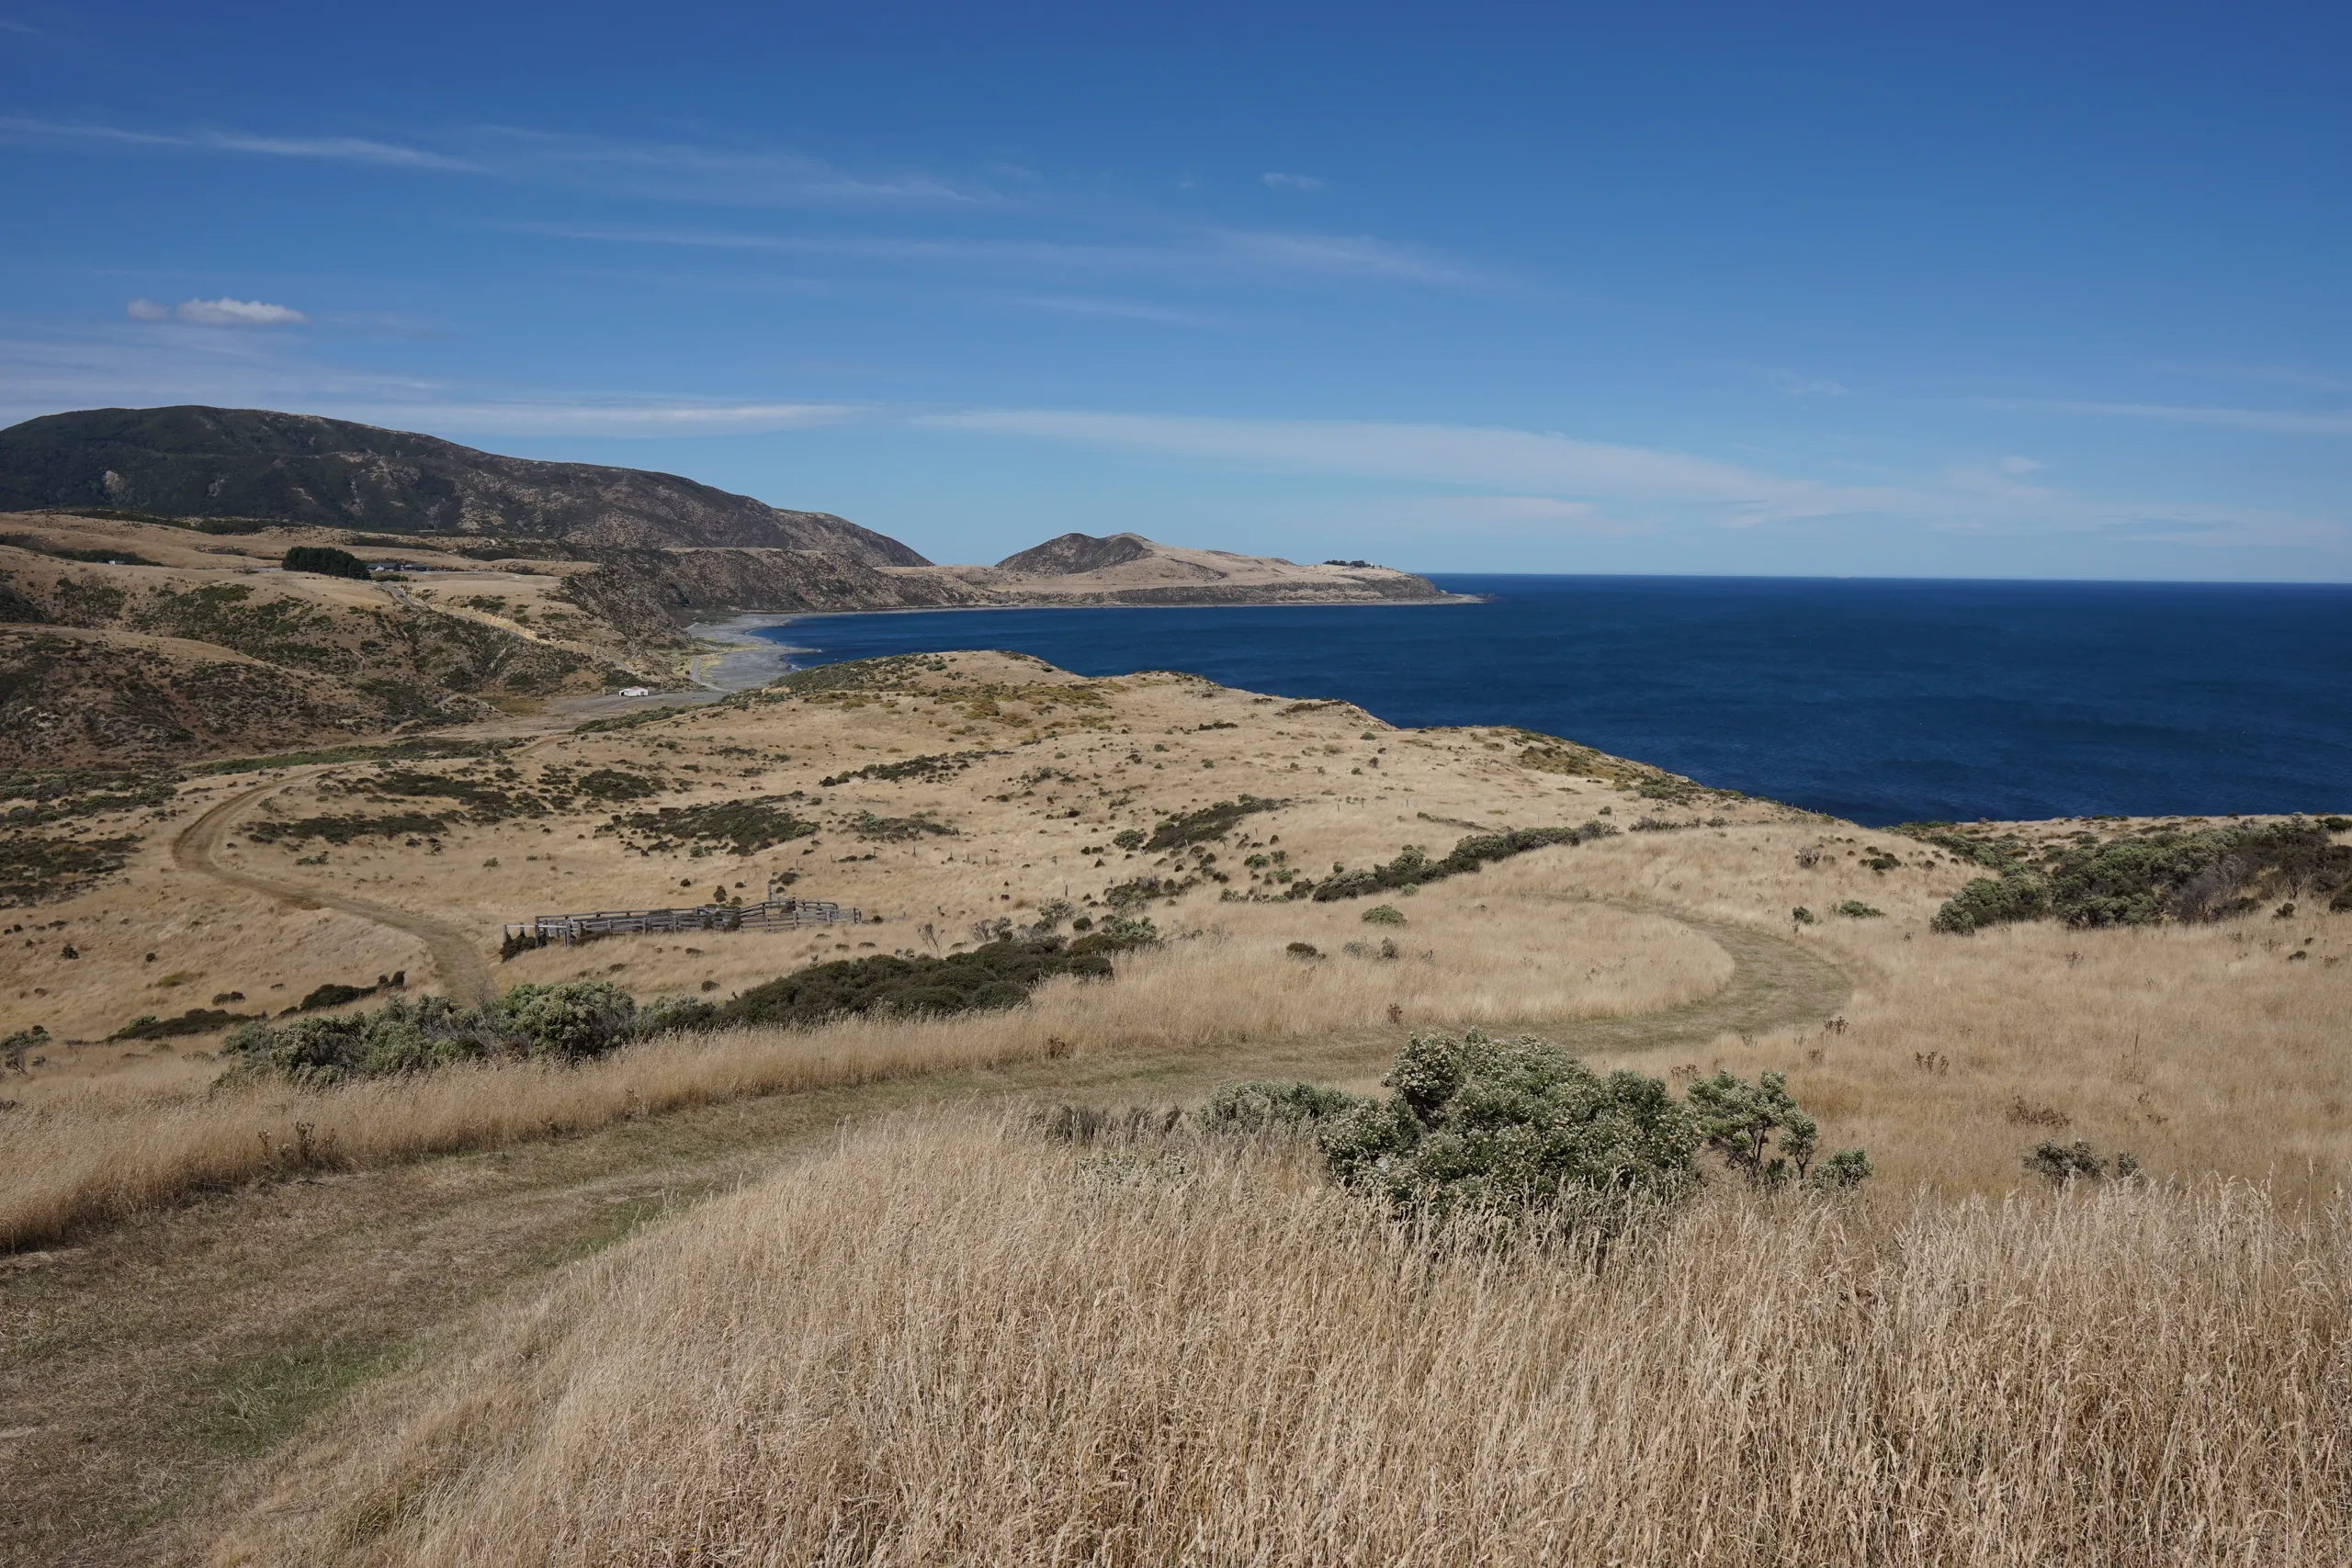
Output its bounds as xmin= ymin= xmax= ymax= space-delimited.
xmin=750 ymin=576 xmax=2352 ymax=827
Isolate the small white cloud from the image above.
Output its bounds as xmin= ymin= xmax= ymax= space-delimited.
xmin=124 ymin=299 xmax=171 ymax=321
xmin=172 ymin=298 xmax=311 ymax=327
xmin=1761 ymin=369 xmax=1849 ymax=398
xmin=1998 ymin=456 xmax=2045 ymax=474
xmin=1261 ymin=172 xmax=1327 ymax=192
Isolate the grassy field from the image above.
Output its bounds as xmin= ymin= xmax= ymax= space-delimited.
xmin=1 ymin=649 xmax=2347 ymax=1563
xmin=213 ymin=1113 xmax=2352 ymax=1567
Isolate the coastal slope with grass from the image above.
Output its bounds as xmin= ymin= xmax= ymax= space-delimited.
xmin=0 ymin=649 xmax=2346 ymax=1566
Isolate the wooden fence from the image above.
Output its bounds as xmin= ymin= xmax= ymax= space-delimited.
xmin=505 ymin=897 xmax=859 ymax=947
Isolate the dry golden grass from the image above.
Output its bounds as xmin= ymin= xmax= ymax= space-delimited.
xmin=213 ymin=1111 xmax=2352 ymax=1567
xmin=1555 ymin=829 xmax=2352 ymax=1200
xmin=0 ymin=900 xmax=1720 ymax=1251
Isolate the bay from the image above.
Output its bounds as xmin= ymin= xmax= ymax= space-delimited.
xmin=751 ymin=575 xmax=2352 ymax=827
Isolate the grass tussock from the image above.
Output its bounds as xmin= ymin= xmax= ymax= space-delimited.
xmin=212 ymin=1112 xmax=2352 ymax=1566
xmin=0 ymin=904 xmax=1723 ymax=1249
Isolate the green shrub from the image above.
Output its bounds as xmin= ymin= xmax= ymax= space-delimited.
xmin=1112 ymin=829 xmax=1146 ymax=851
xmin=1362 ymin=904 xmax=1407 ymax=925
xmin=1316 ymin=1028 xmax=1702 ymax=1237
xmin=1834 ymin=900 xmax=1883 ymax=919
xmin=296 ymin=981 xmax=376 ymax=1012
xmin=1684 ymin=1069 xmax=1869 ymax=1191
xmin=1932 ymin=820 xmax=2351 ymax=934
xmin=217 ymin=982 xmax=646 ymax=1086
xmin=1931 ymin=872 xmax=2052 ymax=934
xmin=2025 ymin=1138 xmax=2140 ymax=1185
xmin=1310 ymin=822 xmax=1614 ymax=903
xmin=711 ymin=938 xmax=1112 ymax=1029
xmin=280 ymin=546 xmax=372 ymax=580
xmin=1143 ymin=796 xmax=1283 ymax=851
xmin=1195 ymin=1079 xmax=1363 ymax=1134
xmin=1791 ymin=906 xmax=1817 ymax=925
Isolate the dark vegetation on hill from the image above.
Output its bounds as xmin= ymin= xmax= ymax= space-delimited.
xmin=1310 ymin=823 xmax=1618 ymax=902
xmin=1926 ymin=818 xmax=2352 ymax=933
xmin=221 ymin=923 xmax=1164 ymax=1085
xmin=280 ymin=545 xmax=371 ymax=580
xmin=0 ymin=406 xmax=926 ymax=559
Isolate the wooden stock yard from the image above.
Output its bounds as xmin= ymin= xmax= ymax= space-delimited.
xmin=506 ymin=896 xmax=858 ymax=946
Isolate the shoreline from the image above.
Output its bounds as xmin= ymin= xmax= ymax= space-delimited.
xmin=687 ymin=593 xmax=1484 ymax=686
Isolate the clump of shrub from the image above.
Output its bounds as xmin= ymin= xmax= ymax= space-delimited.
xmin=217 ymin=982 xmax=656 ymax=1086
xmin=1285 ymin=941 xmax=1321 ymax=959
xmin=1315 ymin=1030 xmax=1702 ymax=1236
xmin=851 ymin=811 xmax=956 ymax=841
xmin=820 ymin=750 xmax=998 ymax=787
xmin=1687 ymin=1070 xmax=1871 ymax=1190
xmin=1206 ymin=1032 xmax=1869 ymax=1244
xmin=615 ymin=796 xmax=815 ymax=856
xmin=1361 ymin=904 xmax=1406 ymax=925
xmin=1194 ymin=1079 xmax=1362 ymax=1134
xmin=1932 ymin=819 xmax=2351 ymax=934
xmin=244 ymin=811 xmax=447 ymax=847
xmin=694 ymin=934 xmax=1134 ymax=1031
xmin=109 ymin=1006 xmax=262 ymax=1043
xmin=1143 ymin=796 xmax=1284 ymax=851
xmin=280 ymin=545 xmax=372 ymax=580
xmin=1310 ymin=822 xmax=1614 ymax=903
xmin=2025 ymin=1138 xmax=2143 ymax=1185
xmin=1834 ymin=900 xmax=1883 ymax=919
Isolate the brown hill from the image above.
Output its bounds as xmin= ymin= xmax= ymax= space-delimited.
xmin=0 ymin=406 xmax=929 ymax=562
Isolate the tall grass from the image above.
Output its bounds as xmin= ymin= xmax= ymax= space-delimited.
xmin=0 ymin=905 xmax=1723 ymax=1250
xmin=213 ymin=1113 xmax=2352 ymax=1566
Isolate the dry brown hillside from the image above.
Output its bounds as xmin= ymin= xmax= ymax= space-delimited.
xmin=1 ymin=650 xmax=2347 ymax=1567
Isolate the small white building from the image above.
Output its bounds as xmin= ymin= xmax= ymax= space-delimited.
xmin=618 ymin=686 xmax=652 ymax=697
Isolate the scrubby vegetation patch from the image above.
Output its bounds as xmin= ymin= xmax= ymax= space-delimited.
xmin=1310 ymin=822 xmax=1614 ymax=903
xmin=1931 ymin=818 xmax=2350 ymax=933
xmin=611 ymin=796 xmax=815 ymax=857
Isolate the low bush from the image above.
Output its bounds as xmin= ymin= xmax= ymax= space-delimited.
xmin=1316 ymin=1029 xmax=1703 ymax=1238
xmin=1933 ymin=820 xmax=2351 ymax=934
xmin=2026 ymin=1139 xmax=2143 ymax=1185
xmin=1362 ymin=904 xmax=1407 ymax=925
xmin=107 ymin=1007 xmax=261 ymax=1042
xmin=613 ymin=796 xmax=815 ymax=856
xmin=1193 ymin=1079 xmax=1363 ymax=1134
xmin=705 ymin=937 xmax=1117 ymax=1030
xmin=244 ymin=811 xmax=447 ymax=847
xmin=1834 ymin=900 xmax=1883 ymax=919
xmin=1307 ymin=1032 xmax=1868 ymax=1240
xmin=217 ymin=982 xmax=647 ymax=1086
xmin=1143 ymin=796 xmax=1284 ymax=851
xmin=1310 ymin=822 xmax=1615 ymax=903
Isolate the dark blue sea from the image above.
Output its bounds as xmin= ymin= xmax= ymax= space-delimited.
xmin=752 ymin=576 xmax=2352 ymax=827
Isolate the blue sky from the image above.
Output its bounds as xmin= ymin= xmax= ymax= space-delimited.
xmin=2 ymin=2 xmax=2346 ymax=579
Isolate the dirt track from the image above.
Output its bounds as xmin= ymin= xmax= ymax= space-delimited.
xmin=169 ymin=777 xmax=496 ymax=1004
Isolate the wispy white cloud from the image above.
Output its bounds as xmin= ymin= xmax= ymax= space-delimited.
xmin=913 ymin=408 xmax=1865 ymax=521
xmin=1989 ymin=397 xmax=2352 ymax=436
xmin=2149 ymin=363 xmax=2352 ymax=393
xmin=1006 ymin=296 xmax=1224 ymax=327
xmin=329 ymin=400 xmax=867 ymax=438
xmin=1759 ymin=368 xmax=1849 ymax=397
xmin=522 ymin=220 xmax=1487 ymax=288
xmin=913 ymin=405 xmax=2340 ymax=552
xmin=0 ymin=18 xmax=43 ymax=35
xmin=0 ymin=116 xmax=990 ymax=204
xmin=1261 ymin=172 xmax=1327 ymax=192
xmin=128 ymin=297 xmax=310 ymax=326
xmin=469 ymin=127 xmax=988 ymax=207
xmin=0 ymin=116 xmax=473 ymax=170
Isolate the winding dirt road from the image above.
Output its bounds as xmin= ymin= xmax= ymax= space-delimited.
xmin=169 ymin=775 xmax=496 ymax=1004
